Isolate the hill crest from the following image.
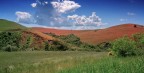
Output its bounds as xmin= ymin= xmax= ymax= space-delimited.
xmin=0 ymin=19 xmax=26 ymax=31
xmin=32 ymin=24 xmax=144 ymax=44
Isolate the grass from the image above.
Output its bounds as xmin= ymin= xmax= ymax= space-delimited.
xmin=0 ymin=51 xmax=106 ymax=73
xmin=59 ymin=55 xmax=144 ymax=73
xmin=0 ymin=19 xmax=26 ymax=31
xmin=0 ymin=51 xmax=144 ymax=73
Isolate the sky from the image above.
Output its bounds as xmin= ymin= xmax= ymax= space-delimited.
xmin=0 ymin=0 xmax=144 ymax=30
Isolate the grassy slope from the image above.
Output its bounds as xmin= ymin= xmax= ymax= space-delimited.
xmin=0 ymin=19 xmax=26 ymax=31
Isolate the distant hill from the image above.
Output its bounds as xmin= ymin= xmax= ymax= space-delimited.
xmin=32 ymin=24 xmax=144 ymax=44
xmin=0 ymin=19 xmax=26 ymax=31
xmin=77 ymin=24 xmax=144 ymax=44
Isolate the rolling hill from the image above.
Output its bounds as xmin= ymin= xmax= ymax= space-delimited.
xmin=1 ymin=19 xmax=144 ymax=48
xmin=0 ymin=19 xmax=54 ymax=41
xmin=32 ymin=24 xmax=144 ymax=44
xmin=32 ymin=27 xmax=89 ymax=35
xmin=0 ymin=19 xmax=26 ymax=31
xmin=0 ymin=19 xmax=55 ymax=49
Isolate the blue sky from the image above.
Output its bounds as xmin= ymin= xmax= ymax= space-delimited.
xmin=0 ymin=0 xmax=144 ymax=29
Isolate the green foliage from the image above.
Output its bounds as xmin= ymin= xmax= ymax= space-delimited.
xmin=96 ymin=42 xmax=111 ymax=51
xmin=133 ymin=33 xmax=144 ymax=49
xmin=111 ymin=37 xmax=136 ymax=57
xmin=0 ymin=31 xmax=22 ymax=51
xmin=79 ymin=43 xmax=98 ymax=51
xmin=2 ymin=45 xmax=19 ymax=52
xmin=44 ymin=40 xmax=68 ymax=51
xmin=22 ymin=35 xmax=33 ymax=50
xmin=59 ymin=34 xmax=81 ymax=45
xmin=51 ymin=40 xmax=68 ymax=51
xmin=56 ymin=34 xmax=100 ymax=51
xmin=44 ymin=41 xmax=49 ymax=51
xmin=132 ymin=33 xmax=144 ymax=55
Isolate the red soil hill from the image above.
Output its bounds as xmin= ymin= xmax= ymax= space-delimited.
xmin=32 ymin=24 xmax=144 ymax=44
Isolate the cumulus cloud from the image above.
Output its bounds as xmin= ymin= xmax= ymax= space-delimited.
xmin=31 ymin=0 xmax=49 ymax=8
xmin=29 ymin=0 xmax=81 ymax=27
xmin=31 ymin=3 xmax=37 ymax=7
xmin=16 ymin=0 xmax=103 ymax=30
xmin=68 ymin=12 xmax=102 ymax=26
xmin=51 ymin=0 xmax=81 ymax=13
xmin=15 ymin=11 xmax=34 ymax=24
xmin=127 ymin=12 xmax=135 ymax=16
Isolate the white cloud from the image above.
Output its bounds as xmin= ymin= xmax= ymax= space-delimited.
xmin=45 ymin=1 xmax=48 ymax=4
xmin=68 ymin=12 xmax=102 ymax=26
xmin=128 ymin=12 xmax=135 ymax=16
xmin=51 ymin=0 xmax=81 ymax=13
xmin=120 ymin=18 xmax=127 ymax=22
xmin=17 ymin=0 xmax=104 ymax=30
xmin=31 ymin=1 xmax=48 ymax=8
xmin=15 ymin=11 xmax=34 ymax=24
xmin=31 ymin=3 xmax=37 ymax=8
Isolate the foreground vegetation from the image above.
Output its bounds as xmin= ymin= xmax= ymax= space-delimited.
xmin=0 ymin=51 xmax=106 ymax=73
xmin=0 ymin=19 xmax=144 ymax=73
xmin=60 ymin=55 xmax=144 ymax=73
xmin=0 ymin=51 xmax=144 ymax=73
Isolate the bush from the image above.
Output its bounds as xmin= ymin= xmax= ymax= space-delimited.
xmin=44 ymin=41 xmax=49 ymax=51
xmin=111 ymin=37 xmax=136 ymax=57
xmin=2 ymin=45 xmax=19 ymax=52
xmin=97 ymin=42 xmax=111 ymax=51
xmin=59 ymin=34 xmax=81 ymax=45
xmin=44 ymin=40 xmax=68 ymax=51
xmin=52 ymin=40 xmax=68 ymax=51
xmin=132 ymin=33 xmax=144 ymax=55
xmin=0 ymin=31 xmax=21 ymax=50
xmin=21 ymin=35 xmax=33 ymax=50
xmin=133 ymin=33 xmax=144 ymax=49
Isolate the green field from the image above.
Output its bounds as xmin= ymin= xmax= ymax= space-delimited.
xmin=0 ymin=19 xmax=26 ymax=31
xmin=0 ymin=51 xmax=144 ymax=73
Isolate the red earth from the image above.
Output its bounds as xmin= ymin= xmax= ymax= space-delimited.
xmin=21 ymin=29 xmax=54 ymax=49
xmin=32 ymin=24 xmax=144 ymax=44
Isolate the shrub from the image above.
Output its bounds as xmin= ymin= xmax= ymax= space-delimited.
xmin=80 ymin=43 xmax=98 ymax=51
xmin=2 ymin=45 xmax=19 ymax=52
xmin=97 ymin=42 xmax=111 ymax=51
xmin=59 ymin=34 xmax=81 ymax=45
xmin=111 ymin=37 xmax=136 ymax=57
xmin=22 ymin=35 xmax=33 ymax=50
xmin=0 ymin=31 xmax=21 ymax=50
xmin=44 ymin=41 xmax=50 ymax=51
xmin=52 ymin=40 xmax=68 ymax=51
xmin=44 ymin=40 xmax=68 ymax=51
xmin=132 ymin=33 xmax=144 ymax=55
xmin=133 ymin=33 xmax=144 ymax=49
